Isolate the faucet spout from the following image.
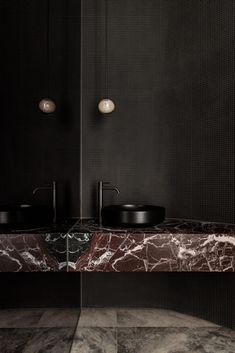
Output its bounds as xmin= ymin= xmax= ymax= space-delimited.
xmin=32 ymin=186 xmax=51 ymax=195
xmin=98 ymin=181 xmax=120 ymax=225
xmin=104 ymin=186 xmax=120 ymax=195
xmin=113 ymin=187 xmax=120 ymax=195
xmin=32 ymin=181 xmax=57 ymax=224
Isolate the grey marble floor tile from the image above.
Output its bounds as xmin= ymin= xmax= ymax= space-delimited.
xmin=117 ymin=308 xmax=219 ymax=327
xmin=0 ymin=309 xmax=44 ymax=328
xmin=78 ymin=308 xmax=117 ymax=327
xmin=117 ymin=327 xmax=235 ymax=353
xmin=0 ymin=328 xmax=33 ymax=353
xmin=22 ymin=328 xmax=74 ymax=353
xmin=37 ymin=308 xmax=80 ymax=327
xmin=71 ymin=327 xmax=117 ymax=353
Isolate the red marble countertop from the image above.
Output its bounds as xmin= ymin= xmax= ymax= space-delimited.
xmin=68 ymin=219 xmax=235 ymax=272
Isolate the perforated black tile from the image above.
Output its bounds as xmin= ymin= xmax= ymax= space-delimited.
xmin=81 ymin=0 xmax=235 ymax=223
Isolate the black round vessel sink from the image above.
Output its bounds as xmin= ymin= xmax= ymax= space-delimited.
xmin=101 ymin=204 xmax=165 ymax=227
xmin=0 ymin=204 xmax=53 ymax=226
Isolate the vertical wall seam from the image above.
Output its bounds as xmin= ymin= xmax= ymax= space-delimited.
xmin=80 ymin=0 xmax=83 ymax=219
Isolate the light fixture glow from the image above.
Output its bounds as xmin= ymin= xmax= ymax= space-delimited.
xmin=39 ymin=98 xmax=56 ymax=114
xmin=98 ymin=99 xmax=115 ymax=114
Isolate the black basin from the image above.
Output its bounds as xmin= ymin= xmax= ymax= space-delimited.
xmin=101 ymin=204 xmax=165 ymax=227
xmin=0 ymin=204 xmax=53 ymax=226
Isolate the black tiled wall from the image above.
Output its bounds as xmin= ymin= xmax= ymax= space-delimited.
xmin=82 ymin=273 xmax=235 ymax=328
xmin=1 ymin=0 xmax=235 ymax=223
xmin=0 ymin=0 xmax=81 ymax=218
xmin=82 ymin=0 xmax=235 ymax=223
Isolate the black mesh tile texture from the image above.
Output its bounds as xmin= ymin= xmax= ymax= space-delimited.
xmin=82 ymin=0 xmax=235 ymax=223
xmin=0 ymin=0 xmax=81 ymax=218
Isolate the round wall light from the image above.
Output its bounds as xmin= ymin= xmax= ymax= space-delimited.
xmin=39 ymin=98 xmax=56 ymax=114
xmin=98 ymin=99 xmax=115 ymax=114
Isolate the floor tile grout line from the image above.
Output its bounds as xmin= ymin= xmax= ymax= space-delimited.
xmin=69 ymin=310 xmax=82 ymax=353
xmin=21 ymin=327 xmax=76 ymax=353
xmin=0 ymin=308 xmax=231 ymax=353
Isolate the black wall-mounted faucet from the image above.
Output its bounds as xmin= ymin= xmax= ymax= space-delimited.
xmin=98 ymin=181 xmax=120 ymax=225
xmin=33 ymin=181 xmax=57 ymax=224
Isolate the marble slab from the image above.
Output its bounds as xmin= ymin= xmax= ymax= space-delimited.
xmin=0 ymin=309 xmax=44 ymax=328
xmin=117 ymin=327 xmax=235 ymax=353
xmin=73 ymin=308 xmax=235 ymax=353
xmin=0 ymin=308 xmax=80 ymax=352
xmin=71 ymin=327 xmax=116 ymax=353
xmin=77 ymin=308 xmax=218 ymax=328
xmin=37 ymin=308 xmax=80 ymax=328
xmin=0 ymin=218 xmax=234 ymax=272
xmin=0 ymin=233 xmax=66 ymax=272
xmin=116 ymin=308 xmax=219 ymax=328
xmin=0 ymin=221 xmax=76 ymax=235
xmin=0 ymin=328 xmax=33 ymax=353
xmin=78 ymin=308 xmax=117 ymax=327
xmin=0 ymin=220 xmax=77 ymax=272
xmin=68 ymin=219 xmax=235 ymax=272
xmin=70 ymin=218 xmax=235 ymax=235
xmin=22 ymin=328 xmax=74 ymax=353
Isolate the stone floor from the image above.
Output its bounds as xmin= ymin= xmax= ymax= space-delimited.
xmin=0 ymin=308 xmax=80 ymax=353
xmin=0 ymin=308 xmax=234 ymax=352
xmin=71 ymin=308 xmax=235 ymax=353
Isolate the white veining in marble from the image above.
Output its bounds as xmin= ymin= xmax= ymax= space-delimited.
xmin=202 ymin=234 xmax=235 ymax=247
xmin=75 ymin=231 xmax=235 ymax=272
